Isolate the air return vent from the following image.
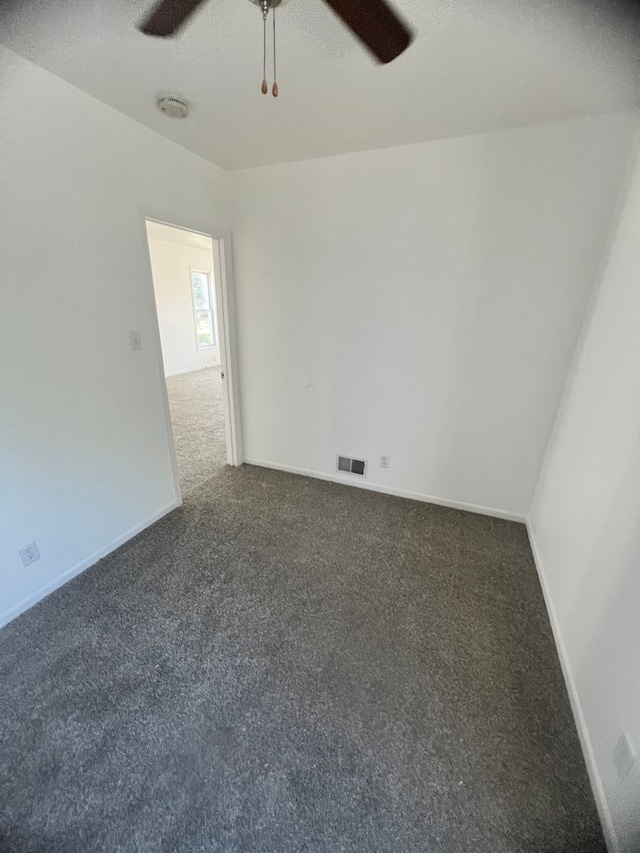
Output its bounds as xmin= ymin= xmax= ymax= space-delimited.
xmin=336 ymin=455 xmax=367 ymax=477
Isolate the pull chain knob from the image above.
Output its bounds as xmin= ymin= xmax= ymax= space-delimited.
xmin=261 ymin=0 xmax=268 ymax=95
xmin=272 ymin=2 xmax=278 ymax=96
xmin=259 ymin=0 xmax=279 ymax=98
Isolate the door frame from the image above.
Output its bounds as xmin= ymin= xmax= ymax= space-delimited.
xmin=140 ymin=208 xmax=243 ymax=504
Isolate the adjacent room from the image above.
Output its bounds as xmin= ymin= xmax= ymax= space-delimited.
xmin=2 ymin=0 xmax=640 ymax=851
xmin=145 ymin=220 xmax=227 ymax=495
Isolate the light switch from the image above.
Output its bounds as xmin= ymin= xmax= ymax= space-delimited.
xmin=129 ymin=330 xmax=142 ymax=351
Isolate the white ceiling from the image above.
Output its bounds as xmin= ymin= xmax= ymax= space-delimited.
xmin=2 ymin=0 xmax=639 ymax=170
xmin=146 ymin=220 xmax=213 ymax=249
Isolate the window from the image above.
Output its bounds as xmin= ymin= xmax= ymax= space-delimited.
xmin=190 ymin=270 xmax=216 ymax=349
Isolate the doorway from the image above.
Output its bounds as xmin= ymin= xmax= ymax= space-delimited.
xmin=145 ymin=219 xmax=235 ymax=498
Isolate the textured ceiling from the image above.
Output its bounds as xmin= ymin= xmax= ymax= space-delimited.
xmin=2 ymin=0 xmax=639 ymax=169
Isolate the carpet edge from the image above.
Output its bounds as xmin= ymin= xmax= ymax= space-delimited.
xmin=0 ymin=499 xmax=181 ymax=630
xmin=243 ymin=457 xmax=526 ymax=522
xmin=526 ymin=521 xmax=618 ymax=853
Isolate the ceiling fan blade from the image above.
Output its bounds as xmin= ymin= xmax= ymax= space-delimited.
xmin=320 ymin=0 xmax=413 ymax=64
xmin=138 ymin=0 xmax=209 ymax=37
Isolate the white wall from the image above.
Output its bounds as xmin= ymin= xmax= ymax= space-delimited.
xmin=0 ymin=47 xmax=230 ymax=626
xmin=147 ymin=237 xmax=220 ymax=376
xmin=231 ymin=113 xmax=638 ymax=518
xmin=529 ymin=137 xmax=640 ymax=853
xmin=2 ymin=40 xmax=639 ymax=849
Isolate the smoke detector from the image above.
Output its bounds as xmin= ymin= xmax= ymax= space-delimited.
xmin=156 ymin=96 xmax=189 ymax=119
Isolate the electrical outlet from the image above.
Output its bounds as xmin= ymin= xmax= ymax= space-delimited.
xmin=129 ymin=330 xmax=143 ymax=351
xmin=380 ymin=455 xmax=390 ymax=469
xmin=19 ymin=541 xmax=40 ymax=567
xmin=614 ymin=732 xmax=636 ymax=781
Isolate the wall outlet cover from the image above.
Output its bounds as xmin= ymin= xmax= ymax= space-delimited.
xmin=19 ymin=541 xmax=41 ymax=567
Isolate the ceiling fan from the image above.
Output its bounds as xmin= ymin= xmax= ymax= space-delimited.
xmin=138 ymin=0 xmax=414 ymax=96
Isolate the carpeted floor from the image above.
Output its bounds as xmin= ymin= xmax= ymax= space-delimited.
xmin=0 ymin=451 xmax=604 ymax=849
xmin=166 ymin=367 xmax=226 ymax=496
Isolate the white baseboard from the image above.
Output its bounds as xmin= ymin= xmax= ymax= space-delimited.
xmin=526 ymin=523 xmax=618 ymax=853
xmin=243 ymin=458 xmax=525 ymax=522
xmin=0 ymin=500 xmax=180 ymax=630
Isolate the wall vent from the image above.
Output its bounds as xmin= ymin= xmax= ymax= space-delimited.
xmin=336 ymin=455 xmax=367 ymax=477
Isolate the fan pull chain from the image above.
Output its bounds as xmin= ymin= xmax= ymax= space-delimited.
xmin=272 ymin=3 xmax=278 ymax=97
xmin=261 ymin=0 xmax=268 ymax=94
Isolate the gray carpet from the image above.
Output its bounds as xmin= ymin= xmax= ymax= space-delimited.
xmin=0 ymin=464 xmax=604 ymax=852
xmin=165 ymin=367 xmax=226 ymax=496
